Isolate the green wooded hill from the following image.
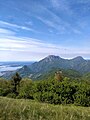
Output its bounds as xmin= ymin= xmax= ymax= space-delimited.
xmin=82 ymin=72 xmax=90 ymax=81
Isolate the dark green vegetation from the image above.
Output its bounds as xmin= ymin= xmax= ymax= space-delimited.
xmin=0 ymin=75 xmax=90 ymax=107
xmin=11 ymin=72 xmax=22 ymax=95
xmin=1 ymin=55 xmax=90 ymax=80
xmin=0 ymin=97 xmax=90 ymax=120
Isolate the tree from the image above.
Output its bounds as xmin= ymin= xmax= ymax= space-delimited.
xmin=55 ymin=71 xmax=63 ymax=81
xmin=12 ymin=72 xmax=22 ymax=94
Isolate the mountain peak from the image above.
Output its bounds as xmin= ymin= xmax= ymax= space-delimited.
xmin=71 ymin=56 xmax=85 ymax=63
xmin=39 ymin=55 xmax=61 ymax=63
xmin=45 ymin=55 xmax=62 ymax=61
xmin=47 ymin=55 xmax=60 ymax=59
xmin=73 ymin=56 xmax=84 ymax=61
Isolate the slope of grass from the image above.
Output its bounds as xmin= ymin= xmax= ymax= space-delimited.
xmin=0 ymin=97 xmax=90 ymax=120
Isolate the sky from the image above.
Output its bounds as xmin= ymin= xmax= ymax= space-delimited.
xmin=0 ymin=0 xmax=90 ymax=61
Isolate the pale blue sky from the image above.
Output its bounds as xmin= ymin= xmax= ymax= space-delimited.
xmin=0 ymin=0 xmax=90 ymax=61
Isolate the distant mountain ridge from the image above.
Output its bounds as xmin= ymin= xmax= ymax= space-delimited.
xmin=29 ymin=55 xmax=90 ymax=74
xmin=1 ymin=55 xmax=90 ymax=80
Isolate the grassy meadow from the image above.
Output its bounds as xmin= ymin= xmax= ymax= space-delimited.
xmin=0 ymin=97 xmax=90 ymax=120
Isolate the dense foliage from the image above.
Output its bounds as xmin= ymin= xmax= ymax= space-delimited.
xmin=0 ymin=76 xmax=90 ymax=107
xmin=11 ymin=72 xmax=22 ymax=95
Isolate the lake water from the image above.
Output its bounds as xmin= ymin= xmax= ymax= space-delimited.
xmin=0 ymin=65 xmax=22 ymax=72
xmin=0 ymin=61 xmax=33 ymax=74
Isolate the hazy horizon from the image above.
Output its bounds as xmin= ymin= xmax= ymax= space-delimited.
xmin=0 ymin=0 xmax=90 ymax=61
xmin=0 ymin=55 xmax=90 ymax=62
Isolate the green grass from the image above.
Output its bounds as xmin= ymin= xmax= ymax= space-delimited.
xmin=0 ymin=97 xmax=90 ymax=120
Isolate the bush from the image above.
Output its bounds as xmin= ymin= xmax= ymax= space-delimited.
xmin=73 ymin=83 xmax=90 ymax=106
xmin=18 ymin=79 xmax=34 ymax=99
xmin=0 ymin=78 xmax=12 ymax=96
xmin=0 ymin=77 xmax=90 ymax=107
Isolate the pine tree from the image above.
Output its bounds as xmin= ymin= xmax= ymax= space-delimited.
xmin=12 ymin=72 xmax=22 ymax=94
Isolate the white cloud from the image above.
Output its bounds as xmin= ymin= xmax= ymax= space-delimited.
xmin=50 ymin=0 xmax=73 ymax=15
xmin=0 ymin=20 xmax=36 ymax=32
xmin=37 ymin=15 xmax=82 ymax=34
xmin=35 ymin=5 xmax=82 ymax=34
xmin=0 ymin=28 xmax=15 ymax=35
xmin=0 ymin=35 xmax=90 ymax=61
xmin=0 ymin=37 xmax=63 ymax=52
